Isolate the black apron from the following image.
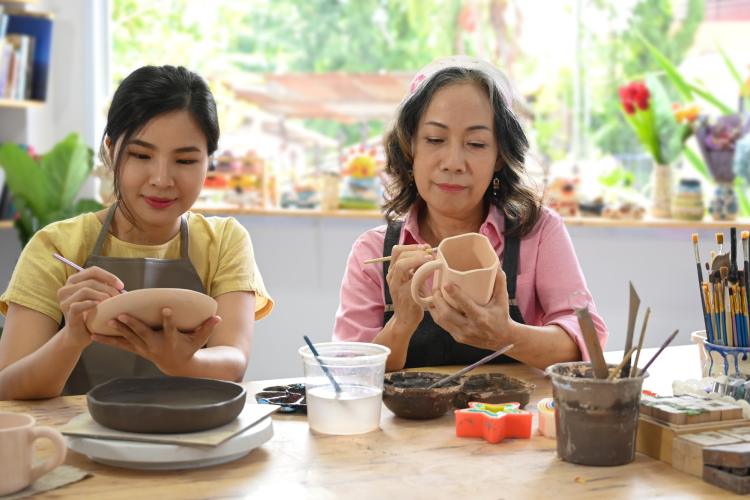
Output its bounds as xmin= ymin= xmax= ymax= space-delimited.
xmin=382 ymin=216 xmax=526 ymax=369
xmin=63 ymin=202 xmax=207 ymax=395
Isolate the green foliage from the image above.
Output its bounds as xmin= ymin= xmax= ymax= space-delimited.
xmin=0 ymin=133 xmax=104 ymax=247
xmin=598 ymin=166 xmax=635 ymax=189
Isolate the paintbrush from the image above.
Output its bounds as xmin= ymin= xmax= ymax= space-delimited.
xmin=630 ymin=307 xmax=650 ymax=377
xmin=731 ymin=287 xmax=739 ymax=347
xmin=364 ymin=247 xmax=438 ymax=264
xmin=607 ymin=347 xmax=637 ymax=380
xmin=572 ymin=296 xmax=609 ymax=379
xmin=723 ymin=266 xmax=734 ymax=347
xmin=428 ymin=344 xmax=515 ymax=389
xmin=303 ymin=335 xmax=342 ymax=394
xmin=702 ymin=284 xmax=715 ymax=346
xmin=717 ymin=233 xmax=724 ymax=258
xmin=622 ymin=282 xmax=640 ymax=377
xmin=53 ymin=253 xmax=127 ymax=294
xmin=712 ymin=252 xmax=730 ymax=272
xmin=638 ymin=330 xmax=680 ymax=375
xmin=693 ymin=235 xmax=709 ymax=337
xmin=743 ymin=232 xmax=750 ymax=345
xmin=730 ymin=228 xmax=739 ymax=284
xmin=707 ymin=263 xmax=717 ymax=344
xmin=717 ymin=273 xmax=727 ymax=345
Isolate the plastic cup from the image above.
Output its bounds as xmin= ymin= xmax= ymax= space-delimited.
xmin=299 ymin=342 xmax=391 ymax=435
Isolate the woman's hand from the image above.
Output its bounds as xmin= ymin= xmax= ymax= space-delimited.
xmin=386 ymin=244 xmax=434 ymax=335
xmin=57 ymin=267 xmax=125 ymax=350
xmin=93 ymin=309 xmax=222 ymax=375
xmin=428 ymin=268 xmax=517 ymax=351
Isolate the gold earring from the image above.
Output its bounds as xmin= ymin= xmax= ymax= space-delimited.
xmin=493 ymin=176 xmax=500 ymax=196
xmin=408 ymin=169 xmax=414 ymax=185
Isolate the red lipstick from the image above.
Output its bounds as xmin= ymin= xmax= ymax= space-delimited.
xmin=436 ymin=183 xmax=467 ymax=194
xmin=143 ymin=196 xmax=176 ymax=209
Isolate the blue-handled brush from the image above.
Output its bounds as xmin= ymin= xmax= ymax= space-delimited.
xmin=303 ymin=336 xmax=342 ymax=394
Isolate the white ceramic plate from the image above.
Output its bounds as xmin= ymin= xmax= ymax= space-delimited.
xmin=66 ymin=416 xmax=273 ymax=470
xmin=85 ymin=288 xmax=218 ymax=337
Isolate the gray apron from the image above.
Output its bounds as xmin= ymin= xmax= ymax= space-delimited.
xmin=63 ymin=202 xmax=207 ymax=395
xmin=382 ymin=216 xmax=526 ymax=368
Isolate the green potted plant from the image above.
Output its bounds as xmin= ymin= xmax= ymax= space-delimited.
xmin=0 ymin=132 xmax=104 ymax=247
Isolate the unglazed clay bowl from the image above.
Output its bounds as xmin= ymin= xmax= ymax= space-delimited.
xmin=87 ymin=377 xmax=246 ymax=433
xmin=454 ymin=373 xmax=536 ymax=409
xmin=85 ymin=288 xmax=217 ymax=336
xmin=382 ymin=371 xmax=464 ymax=419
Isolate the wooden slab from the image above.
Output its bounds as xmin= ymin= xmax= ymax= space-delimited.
xmin=704 ymin=465 xmax=750 ymax=495
xmin=673 ymin=432 xmax=744 ymax=477
xmin=705 ymin=442 xmax=750 ymax=469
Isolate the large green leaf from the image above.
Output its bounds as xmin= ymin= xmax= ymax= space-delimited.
xmin=683 ymin=147 xmax=711 ymax=181
xmin=638 ymin=33 xmax=694 ymax=102
xmin=716 ymin=42 xmax=750 ymax=114
xmin=646 ymin=73 xmax=682 ymax=165
xmin=40 ymin=133 xmax=94 ymax=212
xmin=0 ymin=143 xmax=48 ymax=216
xmin=736 ymin=178 xmax=750 ymax=218
xmin=687 ymin=83 xmax=735 ymax=115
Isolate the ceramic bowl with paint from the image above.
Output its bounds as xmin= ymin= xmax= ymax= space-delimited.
xmin=382 ymin=372 xmax=465 ymax=419
xmin=299 ymin=342 xmax=390 ymax=435
xmin=546 ymin=362 xmax=649 ymax=467
xmin=453 ymin=373 xmax=536 ymax=409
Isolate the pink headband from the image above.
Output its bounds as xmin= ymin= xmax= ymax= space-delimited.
xmin=408 ymin=56 xmax=514 ymax=109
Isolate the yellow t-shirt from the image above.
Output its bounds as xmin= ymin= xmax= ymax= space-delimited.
xmin=0 ymin=212 xmax=273 ymax=323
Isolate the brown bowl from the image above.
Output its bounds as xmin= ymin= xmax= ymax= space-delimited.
xmin=383 ymin=372 xmax=464 ymax=419
xmin=454 ymin=373 xmax=536 ymax=409
xmin=87 ymin=377 xmax=246 ymax=434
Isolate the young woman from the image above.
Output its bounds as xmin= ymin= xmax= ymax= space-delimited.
xmin=0 ymin=65 xmax=273 ymax=399
xmin=333 ymin=56 xmax=607 ymax=371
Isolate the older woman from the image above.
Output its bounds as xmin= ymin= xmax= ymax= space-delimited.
xmin=332 ymin=56 xmax=607 ymax=371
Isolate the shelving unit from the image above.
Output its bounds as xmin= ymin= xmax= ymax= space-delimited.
xmin=0 ymin=1 xmax=40 ymax=5
xmin=0 ymin=98 xmax=43 ymax=108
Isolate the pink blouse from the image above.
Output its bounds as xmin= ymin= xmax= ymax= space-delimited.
xmin=332 ymin=204 xmax=608 ymax=361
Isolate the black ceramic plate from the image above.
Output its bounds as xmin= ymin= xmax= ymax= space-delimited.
xmin=254 ymin=383 xmax=307 ymax=414
xmin=87 ymin=377 xmax=247 ymax=434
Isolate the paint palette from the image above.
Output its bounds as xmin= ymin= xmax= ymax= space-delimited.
xmin=455 ymin=402 xmax=532 ymax=443
xmin=254 ymin=384 xmax=307 ymax=414
xmin=641 ymin=394 xmax=745 ymax=425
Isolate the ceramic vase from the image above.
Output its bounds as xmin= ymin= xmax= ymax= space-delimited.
xmin=670 ymin=179 xmax=704 ymax=221
xmin=708 ymin=181 xmax=739 ymax=221
xmin=650 ymin=164 xmax=672 ymax=219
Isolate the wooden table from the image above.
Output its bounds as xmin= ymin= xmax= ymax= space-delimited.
xmin=0 ymin=345 xmax=732 ymax=499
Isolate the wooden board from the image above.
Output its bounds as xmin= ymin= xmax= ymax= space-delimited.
xmin=673 ymin=432 xmax=746 ymax=477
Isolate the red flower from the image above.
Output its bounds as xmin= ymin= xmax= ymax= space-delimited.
xmin=618 ymin=81 xmax=650 ymax=114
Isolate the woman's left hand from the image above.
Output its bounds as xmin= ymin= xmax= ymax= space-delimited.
xmin=92 ymin=309 xmax=222 ymax=375
xmin=428 ymin=268 xmax=517 ymax=351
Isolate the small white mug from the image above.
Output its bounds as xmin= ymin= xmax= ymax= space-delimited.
xmin=0 ymin=412 xmax=67 ymax=496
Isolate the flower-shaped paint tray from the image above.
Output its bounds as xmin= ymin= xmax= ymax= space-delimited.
xmin=455 ymin=402 xmax=532 ymax=443
xmin=254 ymin=383 xmax=307 ymax=414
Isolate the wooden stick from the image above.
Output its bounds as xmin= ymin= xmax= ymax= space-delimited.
xmin=574 ymin=303 xmax=609 ymax=379
xmin=364 ymin=247 xmax=438 ymax=264
xmin=607 ymin=347 xmax=637 ymax=380
xmin=630 ymin=307 xmax=650 ymax=377
xmin=622 ymin=282 xmax=641 ymax=377
xmin=639 ymin=330 xmax=680 ymax=375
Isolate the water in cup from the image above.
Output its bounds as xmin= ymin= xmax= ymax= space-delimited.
xmin=306 ymin=385 xmax=382 ymax=435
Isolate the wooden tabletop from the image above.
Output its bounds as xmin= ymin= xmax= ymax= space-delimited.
xmin=0 ymin=345 xmax=733 ymax=499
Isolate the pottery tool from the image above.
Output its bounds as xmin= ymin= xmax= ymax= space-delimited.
xmin=639 ymin=329 xmax=680 ymax=375
xmin=717 ymin=233 xmax=724 ymax=258
xmin=693 ymin=235 xmax=709 ymax=336
xmin=428 ymin=343 xmax=515 ymax=389
xmin=622 ymin=282 xmax=641 ymax=377
xmin=569 ymin=292 xmax=609 ymax=379
xmin=364 ymin=247 xmax=438 ymax=264
xmin=53 ymin=253 xmax=127 ymax=294
xmin=537 ymin=398 xmax=556 ymax=438
xmin=630 ymin=307 xmax=651 ymax=377
xmin=303 ymin=335 xmax=342 ymax=394
xmin=607 ymin=347 xmax=637 ymax=380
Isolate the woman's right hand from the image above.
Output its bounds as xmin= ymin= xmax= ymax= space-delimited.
xmin=386 ymin=244 xmax=434 ymax=335
xmin=57 ymin=267 xmax=125 ymax=350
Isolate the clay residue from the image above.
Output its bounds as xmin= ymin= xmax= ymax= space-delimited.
xmin=463 ymin=374 xmax=530 ymax=392
xmin=384 ymin=373 xmax=460 ymax=389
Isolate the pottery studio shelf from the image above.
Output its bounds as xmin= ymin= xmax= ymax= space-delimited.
xmin=0 ymin=98 xmax=44 ymax=108
xmin=189 ymin=206 xmax=750 ymax=229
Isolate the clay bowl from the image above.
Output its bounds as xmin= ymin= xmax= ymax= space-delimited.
xmin=85 ymin=288 xmax=218 ymax=336
xmin=87 ymin=377 xmax=246 ymax=434
xmin=454 ymin=373 xmax=536 ymax=409
xmin=383 ymin=372 xmax=465 ymax=419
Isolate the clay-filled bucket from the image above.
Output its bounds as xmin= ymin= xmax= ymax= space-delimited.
xmin=545 ymin=362 xmax=649 ymax=466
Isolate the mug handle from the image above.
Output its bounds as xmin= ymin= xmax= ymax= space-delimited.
xmin=28 ymin=426 xmax=67 ymax=483
xmin=411 ymin=260 xmax=443 ymax=308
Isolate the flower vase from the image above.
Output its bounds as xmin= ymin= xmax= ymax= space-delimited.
xmin=650 ymin=164 xmax=672 ymax=219
xmin=671 ymin=179 xmax=704 ymax=221
xmin=708 ymin=181 xmax=739 ymax=221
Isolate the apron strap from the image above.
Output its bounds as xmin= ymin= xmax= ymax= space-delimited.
xmin=91 ymin=201 xmax=119 ymax=257
xmin=382 ymin=221 xmax=403 ymax=306
xmin=502 ymin=215 xmax=521 ymax=306
xmin=180 ymin=215 xmax=190 ymax=260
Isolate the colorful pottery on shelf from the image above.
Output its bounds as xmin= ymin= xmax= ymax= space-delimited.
xmin=671 ymin=179 xmax=704 ymax=221
xmin=537 ymin=398 xmax=556 ymax=439
xmin=708 ymin=181 xmax=739 ymax=221
xmin=454 ymin=402 xmax=532 ymax=444
xmin=650 ymin=164 xmax=672 ymax=219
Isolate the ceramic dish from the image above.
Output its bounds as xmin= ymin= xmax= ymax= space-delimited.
xmin=85 ymin=288 xmax=217 ymax=337
xmin=382 ymin=371 xmax=465 ymax=419
xmin=87 ymin=377 xmax=246 ymax=434
xmin=454 ymin=373 xmax=536 ymax=409
xmin=66 ymin=417 xmax=273 ymax=470
xmin=254 ymin=383 xmax=307 ymax=414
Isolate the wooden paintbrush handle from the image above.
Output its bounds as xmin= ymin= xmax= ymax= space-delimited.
xmin=575 ymin=306 xmax=609 ymax=379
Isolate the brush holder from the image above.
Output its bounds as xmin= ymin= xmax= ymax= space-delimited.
xmin=698 ymin=331 xmax=750 ymax=377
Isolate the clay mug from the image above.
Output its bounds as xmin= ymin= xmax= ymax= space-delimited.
xmin=411 ymin=233 xmax=498 ymax=309
xmin=0 ymin=412 xmax=67 ymax=496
